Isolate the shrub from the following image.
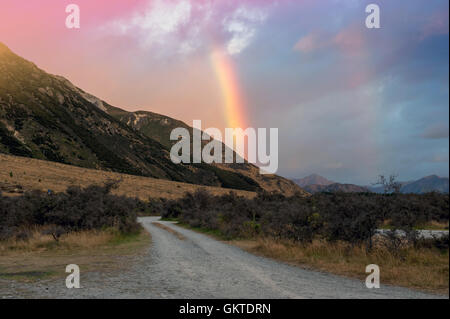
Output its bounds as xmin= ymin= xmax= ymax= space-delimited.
xmin=416 ymin=235 xmax=449 ymax=251
xmin=0 ymin=181 xmax=141 ymax=240
xmin=158 ymin=190 xmax=449 ymax=247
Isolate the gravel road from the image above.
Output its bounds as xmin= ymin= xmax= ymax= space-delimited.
xmin=0 ymin=217 xmax=445 ymax=299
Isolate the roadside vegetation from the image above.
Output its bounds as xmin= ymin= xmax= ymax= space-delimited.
xmin=0 ymin=180 xmax=141 ymax=241
xmin=0 ymin=181 xmax=150 ymax=281
xmin=159 ymin=189 xmax=449 ymax=294
xmin=1 ymin=177 xmax=448 ymax=293
xmin=0 ymin=227 xmax=149 ymax=282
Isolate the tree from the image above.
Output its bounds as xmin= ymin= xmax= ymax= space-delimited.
xmin=373 ymin=174 xmax=402 ymax=194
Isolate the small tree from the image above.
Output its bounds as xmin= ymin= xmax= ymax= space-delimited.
xmin=43 ymin=225 xmax=66 ymax=242
xmin=373 ymin=174 xmax=402 ymax=194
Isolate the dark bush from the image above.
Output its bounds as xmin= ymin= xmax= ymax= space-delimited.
xmin=416 ymin=235 xmax=449 ymax=251
xmin=159 ymin=190 xmax=449 ymax=246
xmin=0 ymin=181 xmax=141 ymax=240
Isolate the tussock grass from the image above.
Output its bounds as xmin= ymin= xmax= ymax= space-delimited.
xmin=232 ymin=238 xmax=449 ymax=295
xmin=0 ymin=227 xmax=116 ymax=253
xmin=417 ymin=220 xmax=449 ymax=230
xmin=0 ymin=153 xmax=255 ymax=200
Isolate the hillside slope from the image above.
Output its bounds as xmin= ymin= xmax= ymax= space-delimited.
xmin=0 ymin=153 xmax=255 ymax=200
xmin=103 ymin=106 xmax=306 ymax=196
xmin=292 ymin=174 xmax=334 ymax=187
xmin=0 ymin=43 xmax=192 ymax=181
xmin=0 ymin=42 xmax=305 ymax=194
xmin=401 ymin=175 xmax=449 ymax=194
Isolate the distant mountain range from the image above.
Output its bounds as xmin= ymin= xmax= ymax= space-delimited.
xmin=0 ymin=42 xmax=305 ymax=195
xmin=292 ymin=174 xmax=334 ymax=187
xmin=368 ymin=175 xmax=449 ymax=194
xmin=293 ymin=174 xmax=367 ymax=193
xmin=303 ymin=183 xmax=370 ymax=194
xmin=293 ymin=174 xmax=449 ymax=194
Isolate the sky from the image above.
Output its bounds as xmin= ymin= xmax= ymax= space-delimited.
xmin=0 ymin=0 xmax=448 ymax=184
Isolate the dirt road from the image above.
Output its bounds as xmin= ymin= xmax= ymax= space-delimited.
xmin=0 ymin=217 xmax=444 ymax=299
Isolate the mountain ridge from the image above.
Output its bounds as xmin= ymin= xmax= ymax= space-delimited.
xmin=292 ymin=174 xmax=334 ymax=187
xmin=101 ymin=98 xmax=305 ymax=196
xmin=292 ymin=173 xmax=449 ymax=194
xmin=400 ymin=175 xmax=449 ymax=194
xmin=0 ymin=42 xmax=305 ymax=195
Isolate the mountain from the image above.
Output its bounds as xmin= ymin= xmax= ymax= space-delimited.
xmin=0 ymin=42 xmax=208 ymax=184
xmin=366 ymin=176 xmax=449 ymax=194
xmin=303 ymin=183 xmax=370 ymax=194
xmin=293 ymin=173 xmax=449 ymax=194
xmin=100 ymin=99 xmax=305 ymax=196
xmin=400 ymin=175 xmax=449 ymax=194
xmin=292 ymin=174 xmax=334 ymax=187
xmin=0 ymin=42 xmax=305 ymax=195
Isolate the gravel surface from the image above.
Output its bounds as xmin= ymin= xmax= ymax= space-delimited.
xmin=0 ymin=217 xmax=445 ymax=299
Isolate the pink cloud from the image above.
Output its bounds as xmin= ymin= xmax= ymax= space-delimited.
xmin=420 ymin=9 xmax=449 ymax=41
xmin=0 ymin=1 xmax=147 ymax=57
xmin=293 ymin=25 xmax=366 ymax=57
xmin=332 ymin=26 xmax=365 ymax=55
xmin=293 ymin=33 xmax=321 ymax=53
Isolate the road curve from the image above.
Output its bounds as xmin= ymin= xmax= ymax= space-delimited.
xmin=1 ymin=217 xmax=444 ymax=299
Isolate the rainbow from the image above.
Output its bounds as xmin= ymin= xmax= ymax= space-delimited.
xmin=210 ymin=48 xmax=249 ymax=159
xmin=210 ymin=48 xmax=248 ymax=130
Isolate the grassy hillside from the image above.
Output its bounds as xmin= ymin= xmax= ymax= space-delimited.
xmin=104 ymin=105 xmax=307 ymax=196
xmin=0 ymin=42 xmax=265 ymax=192
xmin=0 ymin=153 xmax=256 ymax=200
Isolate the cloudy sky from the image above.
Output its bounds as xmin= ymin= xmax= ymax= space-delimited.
xmin=0 ymin=0 xmax=448 ymax=184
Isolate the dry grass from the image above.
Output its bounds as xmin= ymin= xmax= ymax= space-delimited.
xmin=419 ymin=220 xmax=449 ymax=230
xmin=152 ymin=222 xmax=186 ymax=240
xmin=0 ymin=227 xmax=150 ymax=282
xmin=1 ymin=228 xmax=113 ymax=253
xmin=382 ymin=219 xmax=449 ymax=230
xmin=230 ymin=238 xmax=449 ymax=295
xmin=0 ymin=153 xmax=256 ymax=200
xmin=173 ymin=222 xmax=449 ymax=294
